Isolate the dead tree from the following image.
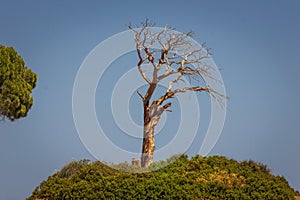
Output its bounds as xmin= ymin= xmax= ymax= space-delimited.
xmin=129 ymin=20 xmax=224 ymax=167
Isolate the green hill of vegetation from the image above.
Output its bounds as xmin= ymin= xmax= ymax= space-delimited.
xmin=28 ymin=155 xmax=299 ymax=200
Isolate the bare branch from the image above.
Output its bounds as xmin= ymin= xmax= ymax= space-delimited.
xmin=136 ymin=49 xmax=151 ymax=84
xmin=137 ymin=64 xmax=151 ymax=84
xmin=166 ymin=74 xmax=183 ymax=93
xmin=154 ymin=86 xmax=211 ymax=107
xmin=137 ymin=90 xmax=145 ymax=100
xmin=173 ymin=86 xmax=210 ymax=94
xmin=163 ymin=102 xmax=172 ymax=111
xmin=158 ymin=68 xmax=180 ymax=81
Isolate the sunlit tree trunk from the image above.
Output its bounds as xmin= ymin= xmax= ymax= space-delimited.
xmin=141 ymin=102 xmax=164 ymax=167
xmin=141 ymin=107 xmax=155 ymax=167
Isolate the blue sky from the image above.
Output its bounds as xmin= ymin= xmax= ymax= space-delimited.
xmin=1 ymin=0 xmax=300 ymax=199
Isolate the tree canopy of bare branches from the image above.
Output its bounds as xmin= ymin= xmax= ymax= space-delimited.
xmin=129 ymin=20 xmax=225 ymax=167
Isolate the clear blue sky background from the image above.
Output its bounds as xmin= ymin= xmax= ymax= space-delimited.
xmin=1 ymin=0 xmax=300 ymax=199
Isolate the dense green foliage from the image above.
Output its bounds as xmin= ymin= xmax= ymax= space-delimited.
xmin=0 ymin=45 xmax=37 ymax=121
xmin=28 ymin=155 xmax=298 ymax=199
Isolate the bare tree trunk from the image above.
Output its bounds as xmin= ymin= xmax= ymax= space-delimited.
xmin=141 ymin=119 xmax=155 ymax=167
xmin=141 ymin=103 xmax=163 ymax=167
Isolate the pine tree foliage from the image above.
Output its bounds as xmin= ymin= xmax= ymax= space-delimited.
xmin=0 ymin=45 xmax=37 ymax=121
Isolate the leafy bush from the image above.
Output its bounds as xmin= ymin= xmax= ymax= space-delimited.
xmin=28 ymin=155 xmax=298 ymax=200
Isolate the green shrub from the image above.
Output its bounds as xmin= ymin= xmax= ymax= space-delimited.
xmin=27 ymin=155 xmax=298 ymax=200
